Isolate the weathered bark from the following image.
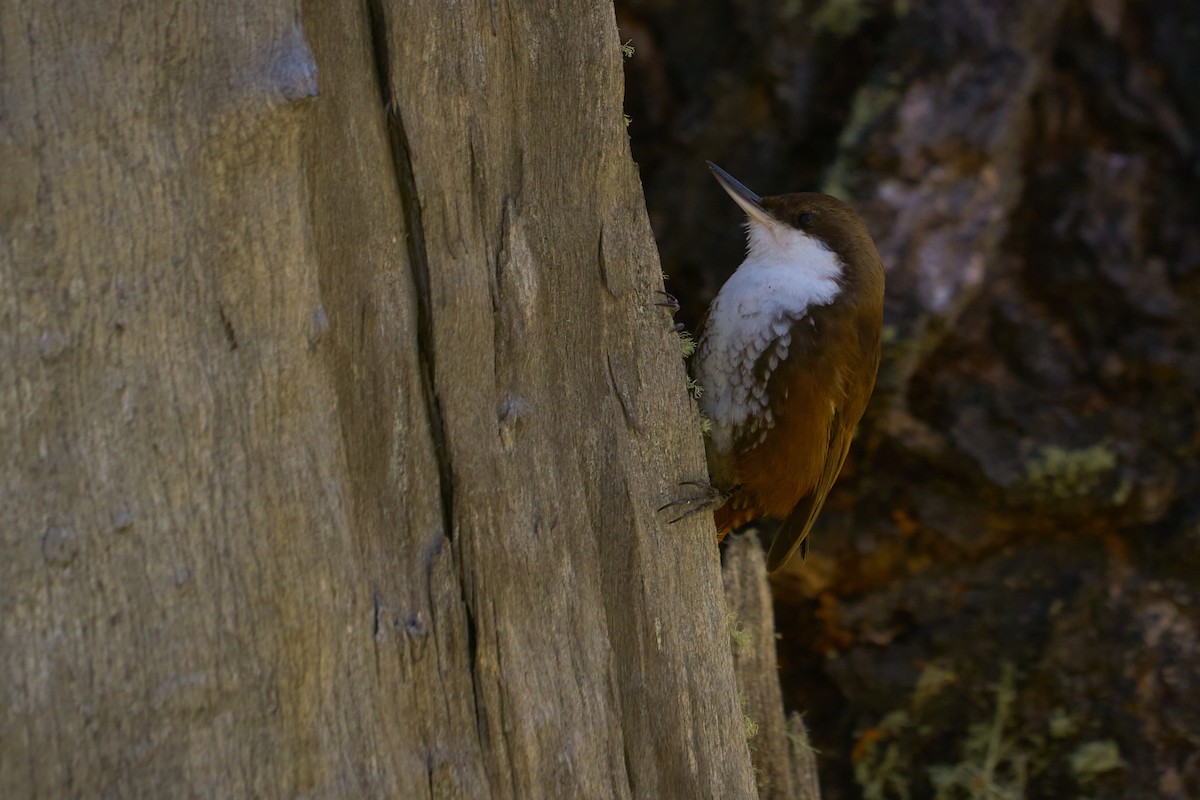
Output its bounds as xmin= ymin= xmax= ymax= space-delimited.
xmin=1 ymin=2 xmax=761 ymax=797
xmin=723 ymin=536 xmax=821 ymax=800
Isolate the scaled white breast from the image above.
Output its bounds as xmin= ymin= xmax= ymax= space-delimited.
xmin=694 ymin=222 xmax=843 ymax=454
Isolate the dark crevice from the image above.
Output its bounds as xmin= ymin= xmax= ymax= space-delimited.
xmin=371 ymin=588 xmax=382 ymax=675
xmin=365 ymin=7 xmax=495 ymax=790
xmin=490 ymin=600 xmax=521 ymax=800
xmin=606 ymin=352 xmax=639 ymax=433
xmin=217 ymin=304 xmax=238 ymax=350
xmin=430 ymin=549 xmax=491 ymax=770
xmin=462 ymin=589 xmax=496 ymax=777
xmin=364 ymin=0 xmax=456 ymax=545
xmin=596 ymin=222 xmax=609 ymax=294
xmin=489 ymin=197 xmax=511 ymax=320
xmin=463 ymin=595 xmax=479 ymax=688
xmin=371 ymin=589 xmax=381 ymax=638
xmin=621 ymin=736 xmax=637 ymax=797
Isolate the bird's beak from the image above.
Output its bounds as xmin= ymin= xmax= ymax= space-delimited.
xmin=707 ymin=161 xmax=775 ymax=229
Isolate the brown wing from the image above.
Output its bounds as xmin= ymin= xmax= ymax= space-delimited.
xmin=765 ymin=409 xmax=855 ymax=570
xmin=765 ymin=306 xmax=881 ymax=572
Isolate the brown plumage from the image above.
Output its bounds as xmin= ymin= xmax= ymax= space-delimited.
xmin=694 ymin=165 xmax=884 ymax=571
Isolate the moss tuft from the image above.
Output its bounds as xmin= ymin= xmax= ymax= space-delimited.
xmin=912 ymin=659 xmax=958 ymax=709
xmin=814 ymin=0 xmax=873 ymax=38
xmin=727 ymin=611 xmax=752 ymax=653
xmin=1024 ymin=444 xmax=1116 ymax=500
xmin=678 ymin=330 xmax=696 ymax=358
xmin=925 ymin=664 xmax=1027 ymax=800
xmin=737 ymin=692 xmax=760 ymax=741
xmin=1048 ymin=708 xmax=1078 ymax=739
xmin=1069 ymin=740 xmax=1125 ymax=781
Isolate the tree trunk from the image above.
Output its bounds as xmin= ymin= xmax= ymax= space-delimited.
xmin=1 ymin=2 xmax=762 ymax=797
xmin=723 ymin=536 xmax=821 ymax=800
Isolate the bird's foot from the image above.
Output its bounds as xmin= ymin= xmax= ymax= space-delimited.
xmin=657 ymin=480 xmax=729 ymax=524
xmin=654 ymin=290 xmax=681 ymax=313
xmin=656 ymin=290 xmax=686 ymax=332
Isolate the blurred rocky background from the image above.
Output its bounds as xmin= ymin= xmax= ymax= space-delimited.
xmin=617 ymin=0 xmax=1200 ymax=797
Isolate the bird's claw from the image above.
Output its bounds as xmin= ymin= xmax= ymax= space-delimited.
xmin=657 ymin=480 xmax=729 ymax=524
xmin=655 ymin=290 xmax=681 ymax=313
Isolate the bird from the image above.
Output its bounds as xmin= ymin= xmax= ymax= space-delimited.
xmin=685 ymin=162 xmax=884 ymax=572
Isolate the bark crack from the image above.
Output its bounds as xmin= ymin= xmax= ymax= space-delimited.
xmin=365 ymin=7 xmax=492 ymax=791
xmin=217 ymin=304 xmax=238 ymax=350
xmin=371 ymin=588 xmax=382 ymax=676
xmin=365 ymin=0 xmax=456 ymax=544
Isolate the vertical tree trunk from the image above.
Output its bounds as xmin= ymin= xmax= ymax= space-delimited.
xmin=1 ymin=1 xmax=761 ymax=797
xmin=724 ymin=537 xmax=821 ymax=800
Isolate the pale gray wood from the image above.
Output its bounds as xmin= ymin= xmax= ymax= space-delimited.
xmin=724 ymin=535 xmax=822 ymax=800
xmin=0 ymin=1 xmax=757 ymax=797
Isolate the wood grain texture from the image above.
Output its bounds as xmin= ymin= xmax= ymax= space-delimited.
xmin=0 ymin=1 xmax=761 ymax=797
xmin=723 ymin=535 xmax=821 ymax=800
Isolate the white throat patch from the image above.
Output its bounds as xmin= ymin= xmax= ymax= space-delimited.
xmin=695 ymin=219 xmax=844 ymax=453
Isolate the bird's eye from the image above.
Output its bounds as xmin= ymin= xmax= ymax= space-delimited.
xmin=797 ymin=212 xmax=815 ymax=228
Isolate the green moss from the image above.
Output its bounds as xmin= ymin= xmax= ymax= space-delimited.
xmin=1069 ymin=740 xmax=1124 ymax=780
xmin=1048 ymin=708 xmax=1078 ymax=739
xmin=836 ymin=79 xmax=903 ymax=153
xmin=854 ymin=659 xmax=1131 ymax=797
xmin=814 ymin=0 xmax=873 ymax=37
xmin=926 ymin=664 xmax=1028 ymax=800
xmin=780 ymin=0 xmax=805 ymax=19
xmin=744 ymin=714 xmax=760 ymax=741
xmin=824 ymin=78 xmax=903 ymax=199
xmin=855 ymin=710 xmax=914 ymax=800
xmin=737 ymin=691 xmax=760 ymax=741
xmin=912 ymin=659 xmax=958 ymax=708
xmin=785 ymin=713 xmax=819 ymax=755
xmin=666 ymin=320 xmax=708 ymax=434
xmin=678 ymin=330 xmax=696 ymax=358
xmin=1024 ymin=444 xmax=1116 ymax=500
xmin=620 ymin=39 xmax=635 ymax=59
xmin=856 ymin=665 xmax=1037 ymax=800
xmin=727 ymin=611 xmax=752 ymax=653
xmin=807 ymin=0 xmax=910 ymax=33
